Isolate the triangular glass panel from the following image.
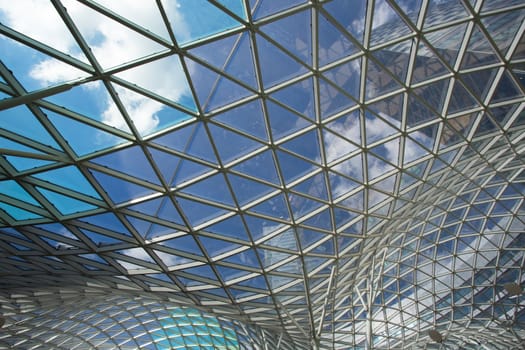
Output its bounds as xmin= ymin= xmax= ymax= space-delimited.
xmin=369 ymin=137 xmax=401 ymax=168
xmin=37 ymin=187 xmax=97 ymax=215
xmin=79 ymin=212 xmax=131 ymax=236
xmin=266 ymin=100 xmax=312 ymax=141
xmin=249 ymin=192 xmax=291 ymax=220
xmin=244 ymin=213 xmax=286 ymax=241
xmin=322 ymin=128 xmax=360 ymax=164
xmin=333 ymin=206 xmax=359 ymax=230
xmin=227 ymin=173 xmax=275 ymax=206
xmin=289 ymin=193 xmax=324 ymax=220
xmin=208 ymin=123 xmax=263 ymax=164
xmin=198 ymin=235 xmax=242 ymax=259
xmin=255 ymin=34 xmax=308 ymax=88
xmin=297 ymin=228 xmax=328 ymax=250
xmin=148 ymin=147 xmax=213 ymax=187
xmin=331 ymin=152 xmax=364 ymax=182
xmin=322 ymin=0 xmax=367 ymax=45
xmin=153 ymin=122 xmax=218 ymax=164
xmin=125 ymin=216 xmax=175 ymax=240
xmin=45 ymin=109 xmax=128 ymax=156
xmin=231 ymin=150 xmax=279 ymax=185
xmin=0 ymin=202 xmax=43 ymax=221
xmin=184 ymin=264 xmax=217 ymax=281
xmin=44 ymin=82 xmax=133 ymax=133
xmin=34 ymin=165 xmax=100 ymax=199
xmin=92 ymin=145 xmax=161 ymax=184
xmin=317 ymin=11 xmax=360 ymax=67
xmin=164 ymin=0 xmax=244 ymax=45
xmin=0 ymin=139 xmax=57 ymax=172
xmin=80 ymin=229 xmax=122 ymax=246
xmin=439 ymin=123 xmax=464 ymax=150
xmin=263 ymin=229 xmax=298 ymax=251
xmin=372 ymin=40 xmax=413 ymax=84
xmin=115 ymin=55 xmax=196 ymax=111
xmin=301 ymin=208 xmax=333 ymax=231
xmin=460 ymin=68 xmax=498 ymax=103
xmin=215 ymin=264 xmax=251 ymax=282
xmin=127 ymin=196 xmax=184 ymax=226
xmin=276 ymin=149 xmax=319 ymax=185
xmin=222 ymin=247 xmax=261 ymax=269
xmin=212 ymin=100 xmax=268 ymax=141
xmin=337 ymin=233 xmax=362 ymax=252
xmin=0 ymin=2 xmax=87 ymax=60
xmin=190 ymin=32 xmax=257 ymax=89
xmin=251 ymin=0 xmax=306 ymax=20
xmin=93 ymin=1 xmax=171 ymax=40
xmin=472 ymin=113 xmax=499 ymax=137
xmin=270 ymin=77 xmax=316 ymax=120
xmin=329 ymin=171 xmax=361 ymax=200
xmin=460 ymin=25 xmax=501 ymax=69
xmin=291 ymin=172 xmax=329 ymax=202
xmin=489 ymin=104 xmax=516 ymax=127
xmin=111 ymin=84 xmax=194 ymax=136
xmin=157 ymin=234 xmax=203 ymax=257
xmin=423 ymin=0 xmax=468 ymax=29
xmin=395 ymin=0 xmax=422 ymax=26
xmin=201 ymin=214 xmax=250 ymax=242
xmin=399 ymin=171 xmax=419 ymax=190
xmin=0 ymin=36 xmax=88 ymax=92
xmin=411 ymin=42 xmax=450 ymax=84
xmin=366 ymin=153 xmax=396 ymax=181
xmin=304 ymin=254 xmax=333 ymax=274
xmin=365 ymin=113 xmax=400 ymax=145
xmin=1 ymin=180 xmax=41 ymax=207
xmin=367 ymin=93 xmax=404 ymax=128
xmin=490 ymin=71 xmax=523 ymax=103
xmin=89 ymin=169 xmax=157 ymax=204
xmin=370 ymin=0 xmax=412 ymax=47
xmin=404 ymin=133 xmax=431 ymax=163
xmin=177 ymin=197 xmax=229 ymax=228
xmin=185 ymin=58 xmax=252 ymax=113
xmin=481 ymin=9 xmax=525 ymax=56
xmin=280 ymin=129 xmax=321 ymax=163
xmin=180 ymin=173 xmax=235 ymax=207
xmin=259 ymin=247 xmax=295 ymax=270
xmin=0 ymin=106 xmax=60 ymax=150
xmin=414 ymin=78 xmax=450 ymax=114
xmin=426 ymin=23 xmax=467 ymax=67
xmin=367 ymin=188 xmax=391 ymax=209
xmin=365 ymin=58 xmax=404 ymax=100
xmin=406 ymin=95 xmax=441 ymax=129
xmin=260 ymin=9 xmax=312 ymax=66
xmin=322 ymin=58 xmax=361 ymax=101
xmin=65 ymin=0 xmax=166 ymax=68
xmin=447 ymin=81 xmax=479 ymax=115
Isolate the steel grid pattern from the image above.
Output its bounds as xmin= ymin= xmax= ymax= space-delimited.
xmin=0 ymin=0 xmax=525 ymax=348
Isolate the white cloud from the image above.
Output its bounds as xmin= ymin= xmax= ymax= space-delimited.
xmin=29 ymin=59 xmax=86 ymax=86
xmin=372 ymin=0 xmax=395 ymax=29
xmin=0 ymin=0 xmax=77 ymax=53
xmin=0 ymin=0 xmax=192 ymax=136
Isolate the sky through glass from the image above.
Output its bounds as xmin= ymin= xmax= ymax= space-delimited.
xmin=1 ymin=0 xmax=525 ymax=349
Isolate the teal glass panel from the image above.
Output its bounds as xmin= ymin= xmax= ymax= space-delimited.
xmin=163 ymin=0 xmax=245 ymax=45
xmin=37 ymin=187 xmax=97 ymax=215
xmin=34 ymin=166 xmax=100 ymax=199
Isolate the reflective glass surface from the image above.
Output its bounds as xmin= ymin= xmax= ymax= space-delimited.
xmin=1 ymin=0 xmax=525 ymax=348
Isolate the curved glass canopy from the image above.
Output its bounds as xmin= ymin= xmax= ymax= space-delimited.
xmin=0 ymin=0 xmax=524 ymax=348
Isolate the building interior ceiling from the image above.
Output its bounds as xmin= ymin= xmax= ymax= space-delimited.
xmin=0 ymin=0 xmax=525 ymax=349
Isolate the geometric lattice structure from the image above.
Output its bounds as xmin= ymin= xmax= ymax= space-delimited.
xmin=1 ymin=0 xmax=524 ymax=348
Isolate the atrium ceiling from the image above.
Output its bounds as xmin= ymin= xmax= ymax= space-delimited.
xmin=0 ymin=0 xmax=525 ymax=349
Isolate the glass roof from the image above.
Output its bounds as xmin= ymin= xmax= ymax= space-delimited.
xmin=0 ymin=0 xmax=524 ymax=348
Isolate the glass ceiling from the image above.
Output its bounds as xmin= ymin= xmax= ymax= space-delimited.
xmin=0 ymin=0 xmax=524 ymax=348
